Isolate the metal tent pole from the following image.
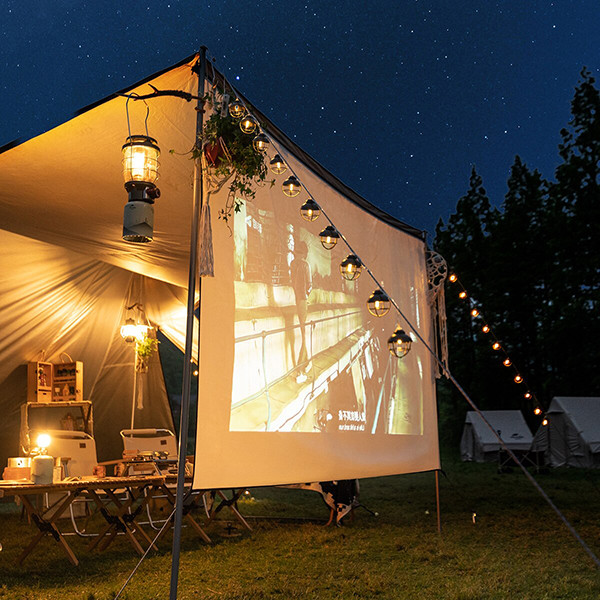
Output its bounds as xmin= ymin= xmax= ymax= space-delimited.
xmin=169 ymin=46 xmax=206 ymax=600
xmin=435 ymin=470 xmax=441 ymax=534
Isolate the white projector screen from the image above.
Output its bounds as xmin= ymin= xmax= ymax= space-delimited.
xmin=193 ymin=153 xmax=439 ymax=489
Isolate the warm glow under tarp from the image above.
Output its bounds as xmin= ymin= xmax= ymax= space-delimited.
xmin=0 ymin=53 xmax=439 ymax=486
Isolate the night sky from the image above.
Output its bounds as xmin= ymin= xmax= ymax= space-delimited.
xmin=1 ymin=1 xmax=598 ymax=236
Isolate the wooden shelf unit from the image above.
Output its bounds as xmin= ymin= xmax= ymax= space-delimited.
xmin=27 ymin=361 xmax=53 ymax=403
xmin=52 ymin=361 xmax=83 ymax=402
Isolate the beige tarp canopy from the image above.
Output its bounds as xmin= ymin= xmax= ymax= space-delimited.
xmin=0 ymin=53 xmax=439 ymax=486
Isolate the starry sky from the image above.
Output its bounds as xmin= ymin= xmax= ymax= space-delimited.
xmin=1 ymin=1 xmax=599 ymax=237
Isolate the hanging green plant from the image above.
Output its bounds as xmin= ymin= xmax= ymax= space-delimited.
xmin=193 ymin=93 xmax=274 ymax=223
xmin=135 ymin=335 xmax=159 ymax=373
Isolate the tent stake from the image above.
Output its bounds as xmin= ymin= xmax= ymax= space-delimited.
xmin=169 ymin=46 xmax=207 ymax=600
xmin=435 ymin=469 xmax=441 ymax=534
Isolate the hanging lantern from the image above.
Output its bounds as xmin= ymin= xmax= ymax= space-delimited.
xmin=492 ymin=342 xmax=501 ymax=350
xmin=503 ymin=358 xmax=511 ymax=367
xmin=459 ymin=291 xmax=467 ymax=299
xmin=122 ymin=135 xmax=160 ymax=185
xmin=120 ymin=318 xmax=148 ymax=344
xmin=252 ymin=132 xmax=270 ymax=153
xmin=482 ymin=325 xmax=490 ymax=333
xmin=514 ymin=375 xmax=523 ymax=383
xmin=449 ymin=274 xmax=457 ymax=283
xmin=367 ymin=289 xmax=391 ymax=317
xmin=534 ymin=407 xmax=542 ymax=415
xmin=319 ymin=225 xmax=340 ymax=250
xmin=282 ymin=175 xmax=302 ymax=197
xmin=340 ymin=254 xmax=362 ymax=280
xmin=229 ymin=98 xmax=246 ymax=119
xmin=239 ymin=115 xmax=258 ymax=134
xmin=388 ymin=327 xmax=413 ymax=358
xmin=269 ymin=154 xmax=287 ymax=175
xmin=122 ymin=135 xmax=161 ymax=243
xmin=300 ymin=199 xmax=321 ymax=221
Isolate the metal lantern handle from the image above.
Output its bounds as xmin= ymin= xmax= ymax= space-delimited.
xmin=125 ymin=94 xmax=151 ymax=141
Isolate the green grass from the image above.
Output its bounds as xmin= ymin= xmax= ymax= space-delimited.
xmin=1 ymin=454 xmax=600 ymax=599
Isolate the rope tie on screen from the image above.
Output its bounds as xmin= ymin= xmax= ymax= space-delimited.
xmin=215 ymin=66 xmax=600 ymax=569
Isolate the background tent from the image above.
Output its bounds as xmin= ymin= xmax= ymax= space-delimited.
xmin=532 ymin=397 xmax=600 ymax=468
xmin=0 ymin=53 xmax=439 ymax=487
xmin=460 ymin=410 xmax=533 ymax=462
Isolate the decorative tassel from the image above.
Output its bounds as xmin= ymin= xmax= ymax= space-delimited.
xmin=198 ymin=201 xmax=215 ymax=277
xmin=136 ymin=373 xmax=144 ymax=410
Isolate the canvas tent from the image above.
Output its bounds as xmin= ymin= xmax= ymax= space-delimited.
xmin=0 ymin=53 xmax=440 ymax=489
xmin=460 ymin=410 xmax=533 ymax=462
xmin=532 ymin=397 xmax=600 ymax=468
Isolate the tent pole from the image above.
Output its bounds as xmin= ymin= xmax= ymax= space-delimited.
xmin=130 ymin=355 xmax=137 ymax=429
xmin=169 ymin=46 xmax=207 ymax=600
xmin=435 ymin=470 xmax=441 ymax=534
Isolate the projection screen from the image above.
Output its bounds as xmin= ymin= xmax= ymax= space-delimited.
xmin=193 ymin=146 xmax=440 ymax=489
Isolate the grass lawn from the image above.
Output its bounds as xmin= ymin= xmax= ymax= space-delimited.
xmin=1 ymin=453 xmax=599 ymax=599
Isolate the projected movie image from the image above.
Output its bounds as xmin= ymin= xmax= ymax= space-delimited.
xmin=229 ymin=199 xmax=425 ymax=434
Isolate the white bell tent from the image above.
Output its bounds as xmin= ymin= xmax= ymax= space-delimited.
xmin=0 ymin=53 xmax=440 ymax=488
xmin=460 ymin=410 xmax=533 ymax=463
xmin=532 ymin=397 xmax=600 ymax=468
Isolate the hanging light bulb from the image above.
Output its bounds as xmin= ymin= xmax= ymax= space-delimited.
xmin=300 ymin=199 xmax=321 ymax=221
xmin=514 ymin=375 xmax=523 ymax=383
xmin=367 ymin=289 xmax=391 ymax=317
xmin=282 ymin=175 xmax=302 ymax=197
xmin=534 ymin=407 xmax=542 ymax=415
xmin=269 ymin=154 xmax=287 ymax=175
xmin=482 ymin=325 xmax=490 ymax=333
xmin=239 ymin=114 xmax=258 ymax=134
xmin=319 ymin=225 xmax=340 ymax=250
xmin=388 ymin=327 xmax=413 ymax=358
xmin=471 ymin=308 xmax=479 ymax=317
xmin=252 ymin=132 xmax=270 ymax=153
xmin=229 ymin=98 xmax=246 ymax=119
xmin=542 ymin=418 xmax=548 ymax=426
xmin=524 ymin=392 xmax=532 ymax=400
xmin=36 ymin=433 xmax=52 ymax=453
xmin=459 ymin=291 xmax=467 ymax=299
xmin=449 ymin=274 xmax=457 ymax=282
xmin=503 ymin=358 xmax=512 ymax=367
xmin=492 ymin=342 xmax=501 ymax=350
xmin=340 ymin=254 xmax=362 ymax=280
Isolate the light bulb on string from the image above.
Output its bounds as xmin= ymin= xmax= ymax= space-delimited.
xmin=269 ymin=154 xmax=287 ymax=175
xmin=252 ymin=132 xmax=270 ymax=153
xmin=459 ymin=291 xmax=467 ymax=299
xmin=340 ymin=254 xmax=362 ymax=280
xmin=282 ymin=176 xmax=302 ymax=197
xmin=229 ymin=98 xmax=246 ymax=119
xmin=387 ymin=327 xmax=413 ymax=358
xmin=239 ymin=115 xmax=258 ymax=134
xmin=300 ymin=199 xmax=321 ymax=221
xmin=471 ymin=308 xmax=479 ymax=317
xmin=492 ymin=342 xmax=501 ymax=351
xmin=319 ymin=225 xmax=339 ymax=250
xmin=367 ymin=289 xmax=391 ymax=317
xmin=542 ymin=418 xmax=549 ymax=426
xmin=514 ymin=375 xmax=523 ymax=383
xmin=449 ymin=274 xmax=457 ymax=283
xmin=534 ymin=407 xmax=542 ymax=416
xmin=524 ymin=392 xmax=532 ymax=400
xmin=482 ymin=325 xmax=490 ymax=333
xmin=503 ymin=358 xmax=511 ymax=367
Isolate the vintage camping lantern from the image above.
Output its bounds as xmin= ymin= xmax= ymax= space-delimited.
xmin=340 ymin=254 xmax=362 ymax=280
xmin=282 ymin=175 xmax=301 ymax=197
xmin=120 ymin=318 xmax=148 ymax=344
xmin=229 ymin=97 xmax=246 ymax=119
xmin=388 ymin=327 xmax=412 ymax=358
xmin=122 ymin=135 xmax=161 ymax=243
xmin=269 ymin=154 xmax=287 ymax=175
xmin=319 ymin=225 xmax=340 ymax=250
xmin=252 ymin=132 xmax=270 ymax=153
xmin=367 ymin=289 xmax=391 ymax=317
xmin=300 ymin=199 xmax=321 ymax=222
xmin=239 ymin=115 xmax=258 ymax=134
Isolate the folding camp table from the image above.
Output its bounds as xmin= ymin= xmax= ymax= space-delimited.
xmin=0 ymin=475 xmax=164 ymax=566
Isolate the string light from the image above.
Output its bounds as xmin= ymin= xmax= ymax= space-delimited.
xmin=471 ymin=308 xmax=479 ymax=317
xmin=300 ymin=199 xmax=321 ymax=221
xmin=388 ymin=327 xmax=413 ymax=358
xmin=319 ymin=225 xmax=339 ymax=250
xmin=492 ymin=342 xmax=501 ymax=350
xmin=524 ymin=392 xmax=532 ymax=400
xmin=534 ymin=407 xmax=542 ymax=415
xmin=542 ymin=418 xmax=549 ymax=426
xmin=503 ymin=358 xmax=512 ymax=367
xmin=282 ymin=175 xmax=301 ymax=197
xmin=367 ymin=289 xmax=391 ymax=317
xmin=239 ymin=115 xmax=258 ymax=134
xmin=252 ymin=132 xmax=270 ymax=152
xmin=449 ymin=274 xmax=457 ymax=282
xmin=269 ymin=154 xmax=287 ymax=175
xmin=229 ymin=98 xmax=246 ymax=119
xmin=340 ymin=254 xmax=362 ymax=280
xmin=514 ymin=375 xmax=523 ymax=383
xmin=459 ymin=291 xmax=467 ymax=299
xmin=482 ymin=325 xmax=490 ymax=333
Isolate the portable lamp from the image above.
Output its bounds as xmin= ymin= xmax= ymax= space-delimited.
xmin=120 ymin=318 xmax=148 ymax=344
xmin=367 ymin=289 xmax=391 ymax=317
xmin=282 ymin=176 xmax=301 ymax=197
xmin=340 ymin=254 xmax=362 ymax=280
xmin=388 ymin=327 xmax=413 ymax=358
xmin=252 ymin=132 xmax=270 ymax=153
xmin=36 ymin=433 xmax=51 ymax=454
xmin=319 ymin=225 xmax=340 ymax=250
xmin=269 ymin=154 xmax=287 ymax=175
xmin=300 ymin=199 xmax=321 ymax=222
xmin=122 ymin=135 xmax=161 ymax=243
